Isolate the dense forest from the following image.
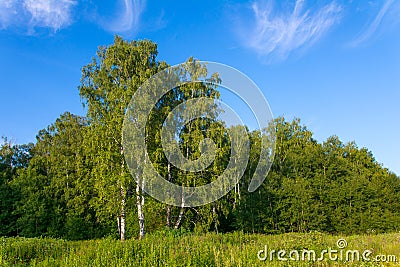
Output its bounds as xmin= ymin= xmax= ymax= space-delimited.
xmin=1 ymin=36 xmax=399 ymax=241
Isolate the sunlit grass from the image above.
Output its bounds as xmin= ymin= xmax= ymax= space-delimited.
xmin=1 ymin=231 xmax=399 ymax=266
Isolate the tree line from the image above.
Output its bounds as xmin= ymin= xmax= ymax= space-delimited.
xmin=1 ymin=36 xmax=399 ymax=241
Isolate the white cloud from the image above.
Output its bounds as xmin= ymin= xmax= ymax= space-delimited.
xmin=351 ymin=0 xmax=397 ymax=46
xmin=23 ymin=0 xmax=76 ymax=31
xmin=0 ymin=0 xmax=148 ymax=35
xmin=0 ymin=0 xmax=76 ymax=32
xmin=0 ymin=0 xmax=18 ymax=29
xmin=99 ymin=0 xmax=146 ymax=34
xmin=237 ymin=0 xmax=342 ymax=62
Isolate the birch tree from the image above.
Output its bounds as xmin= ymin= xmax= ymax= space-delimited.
xmin=79 ymin=36 xmax=165 ymax=240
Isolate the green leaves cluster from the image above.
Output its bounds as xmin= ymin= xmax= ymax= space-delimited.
xmin=235 ymin=118 xmax=400 ymax=234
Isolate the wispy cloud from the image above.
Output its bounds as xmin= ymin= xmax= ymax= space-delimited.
xmin=0 ymin=0 xmax=20 ymax=29
xmin=98 ymin=0 xmax=146 ymax=34
xmin=236 ymin=0 xmax=342 ymax=62
xmin=351 ymin=0 xmax=398 ymax=46
xmin=0 ymin=0 xmax=146 ymax=35
xmin=0 ymin=0 xmax=76 ymax=32
xmin=24 ymin=0 xmax=77 ymax=31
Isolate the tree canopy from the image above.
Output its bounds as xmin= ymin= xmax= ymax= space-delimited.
xmin=1 ymin=36 xmax=399 ymax=240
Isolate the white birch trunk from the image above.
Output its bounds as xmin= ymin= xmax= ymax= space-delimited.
xmin=174 ymin=192 xmax=185 ymax=229
xmin=120 ymin=185 xmax=126 ymax=241
xmin=136 ymin=174 xmax=145 ymax=239
xmin=166 ymin=161 xmax=172 ymax=227
xmin=119 ymin=147 xmax=126 ymax=241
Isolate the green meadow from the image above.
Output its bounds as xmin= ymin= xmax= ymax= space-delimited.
xmin=2 ymin=231 xmax=399 ymax=266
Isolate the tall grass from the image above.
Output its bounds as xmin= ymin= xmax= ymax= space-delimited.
xmin=1 ymin=231 xmax=399 ymax=266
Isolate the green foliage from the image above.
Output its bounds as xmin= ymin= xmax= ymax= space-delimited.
xmin=0 ymin=138 xmax=33 ymax=236
xmin=79 ymin=36 xmax=167 ymax=240
xmin=1 ymin=36 xmax=400 ymax=241
xmin=10 ymin=112 xmax=99 ymax=239
xmin=235 ymin=117 xmax=400 ymax=235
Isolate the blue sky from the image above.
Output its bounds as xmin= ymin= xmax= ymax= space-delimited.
xmin=0 ymin=0 xmax=399 ymax=175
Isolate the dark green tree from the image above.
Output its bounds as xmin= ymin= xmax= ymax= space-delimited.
xmin=12 ymin=112 xmax=91 ymax=239
xmin=0 ymin=138 xmax=32 ymax=236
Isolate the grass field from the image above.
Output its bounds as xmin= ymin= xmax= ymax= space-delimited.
xmin=1 ymin=231 xmax=399 ymax=266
